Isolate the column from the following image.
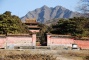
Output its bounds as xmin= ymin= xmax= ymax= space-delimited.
xmin=32 ymin=33 xmax=36 ymax=46
xmin=47 ymin=33 xmax=51 ymax=46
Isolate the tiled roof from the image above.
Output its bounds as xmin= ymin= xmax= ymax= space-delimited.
xmin=25 ymin=18 xmax=37 ymax=23
xmin=7 ymin=34 xmax=32 ymax=36
xmin=28 ymin=26 xmax=40 ymax=28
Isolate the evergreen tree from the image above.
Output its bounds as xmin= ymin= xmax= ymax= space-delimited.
xmin=0 ymin=11 xmax=29 ymax=35
xmin=50 ymin=17 xmax=89 ymax=38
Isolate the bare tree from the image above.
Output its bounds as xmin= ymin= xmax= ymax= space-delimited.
xmin=77 ymin=0 xmax=89 ymax=17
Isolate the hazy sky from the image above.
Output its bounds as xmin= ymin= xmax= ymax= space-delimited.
xmin=0 ymin=0 xmax=79 ymax=17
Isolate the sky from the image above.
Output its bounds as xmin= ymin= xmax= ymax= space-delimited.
xmin=0 ymin=0 xmax=79 ymax=17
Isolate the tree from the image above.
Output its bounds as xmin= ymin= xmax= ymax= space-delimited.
xmin=50 ymin=17 xmax=89 ymax=38
xmin=0 ymin=11 xmax=29 ymax=35
xmin=37 ymin=23 xmax=50 ymax=46
xmin=77 ymin=0 xmax=89 ymax=17
xmin=4 ymin=11 xmax=11 ymax=16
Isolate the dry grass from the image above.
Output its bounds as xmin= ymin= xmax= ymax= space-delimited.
xmin=57 ymin=50 xmax=89 ymax=60
xmin=0 ymin=49 xmax=56 ymax=60
xmin=84 ymin=55 xmax=89 ymax=60
xmin=0 ymin=49 xmax=89 ymax=60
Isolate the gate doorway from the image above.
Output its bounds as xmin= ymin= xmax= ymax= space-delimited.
xmin=36 ymin=33 xmax=47 ymax=46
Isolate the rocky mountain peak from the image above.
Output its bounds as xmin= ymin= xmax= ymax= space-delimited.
xmin=21 ymin=5 xmax=81 ymax=23
xmin=42 ymin=5 xmax=49 ymax=8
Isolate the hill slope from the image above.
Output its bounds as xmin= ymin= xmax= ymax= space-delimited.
xmin=21 ymin=5 xmax=81 ymax=23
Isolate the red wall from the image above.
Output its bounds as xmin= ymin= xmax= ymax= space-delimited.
xmin=0 ymin=37 xmax=6 ymax=48
xmin=47 ymin=34 xmax=89 ymax=49
xmin=0 ymin=34 xmax=36 ymax=49
xmin=74 ymin=40 xmax=89 ymax=49
xmin=7 ymin=36 xmax=33 ymax=46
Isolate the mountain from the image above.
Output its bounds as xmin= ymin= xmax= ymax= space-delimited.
xmin=21 ymin=5 xmax=81 ymax=23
